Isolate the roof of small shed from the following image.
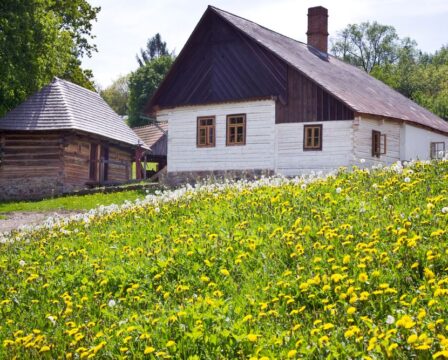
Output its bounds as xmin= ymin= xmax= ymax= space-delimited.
xmin=0 ymin=78 xmax=148 ymax=148
xmin=132 ymin=122 xmax=167 ymax=156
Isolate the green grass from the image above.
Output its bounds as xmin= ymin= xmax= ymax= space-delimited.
xmin=0 ymin=189 xmax=149 ymax=214
xmin=1 ymin=161 xmax=448 ymax=359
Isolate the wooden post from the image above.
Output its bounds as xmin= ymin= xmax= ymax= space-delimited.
xmin=143 ymin=155 xmax=147 ymax=180
xmin=99 ymin=157 xmax=104 ymax=184
xmin=135 ymin=147 xmax=145 ymax=180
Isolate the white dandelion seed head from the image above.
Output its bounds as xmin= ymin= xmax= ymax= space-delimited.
xmin=386 ymin=315 xmax=395 ymax=324
xmin=404 ymin=177 xmax=411 ymax=183
xmin=108 ymin=299 xmax=116 ymax=308
xmin=336 ymin=187 xmax=342 ymax=194
xmin=47 ymin=316 xmax=56 ymax=325
xmin=442 ymin=207 xmax=448 ymax=214
xmin=19 ymin=260 xmax=26 ymax=267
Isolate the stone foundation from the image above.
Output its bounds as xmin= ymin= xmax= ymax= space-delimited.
xmin=0 ymin=177 xmax=64 ymax=201
xmin=162 ymin=169 xmax=274 ymax=187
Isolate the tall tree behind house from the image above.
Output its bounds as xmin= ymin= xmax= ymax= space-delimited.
xmin=331 ymin=22 xmax=448 ymax=120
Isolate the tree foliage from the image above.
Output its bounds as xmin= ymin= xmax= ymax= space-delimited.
xmin=331 ymin=21 xmax=401 ymax=73
xmin=100 ymin=75 xmax=130 ymax=116
xmin=127 ymin=56 xmax=174 ymax=127
xmin=136 ymin=33 xmax=170 ymax=67
xmin=0 ymin=0 xmax=99 ymax=116
xmin=332 ymin=22 xmax=448 ymax=120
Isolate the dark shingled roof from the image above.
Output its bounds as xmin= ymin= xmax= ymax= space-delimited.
xmin=132 ymin=123 xmax=167 ymax=156
xmin=0 ymin=78 xmax=148 ymax=147
xmin=209 ymin=6 xmax=448 ymax=134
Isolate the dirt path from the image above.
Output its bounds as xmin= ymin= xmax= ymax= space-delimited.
xmin=0 ymin=210 xmax=80 ymax=234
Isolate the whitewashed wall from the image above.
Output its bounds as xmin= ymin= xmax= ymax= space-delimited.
xmin=158 ymin=100 xmax=276 ymax=173
xmin=353 ymin=116 xmax=401 ymax=167
xmin=400 ymin=123 xmax=448 ymax=160
xmin=275 ymin=121 xmax=354 ymax=176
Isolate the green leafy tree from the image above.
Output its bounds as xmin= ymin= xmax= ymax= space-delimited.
xmin=128 ymin=56 xmax=174 ymax=127
xmin=332 ymin=20 xmax=448 ymax=120
xmin=331 ymin=21 xmax=400 ymax=73
xmin=0 ymin=0 xmax=99 ymax=116
xmin=136 ymin=33 xmax=170 ymax=67
xmin=100 ymin=75 xmax=130 ymax=116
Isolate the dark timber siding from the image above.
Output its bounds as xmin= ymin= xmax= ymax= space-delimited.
xmin=150 ymin=11 xmax=354 ymax=124
xmin=149 ymin=12 xmax=287 ymax=109
xmin=276 ymin=67 xmax=354 ymax=123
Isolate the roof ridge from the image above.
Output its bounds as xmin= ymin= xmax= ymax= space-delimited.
xmin=132 ymin=121 xmax=168 ymax=130
xmin=54 ymin=78 xmax=76 ymax=129
xmin=209 ymin=6 xmax=314 ymax=51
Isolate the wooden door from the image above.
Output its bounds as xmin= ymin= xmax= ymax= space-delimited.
xmin=89 ymin=144 xmax=98 ymax=181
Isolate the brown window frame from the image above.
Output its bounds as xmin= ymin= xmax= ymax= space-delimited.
xmin=430 ymin=142 xmax=445 ymax=159
xmin=303 ymin=124 xmax=322 ymax=151
xmin=197 ymin=116 xmax=216 ymax=148
xmin=226 ymin=114 xmax=246 ymax=146
xmin=372 ymin=130 xmax=387 ymax=157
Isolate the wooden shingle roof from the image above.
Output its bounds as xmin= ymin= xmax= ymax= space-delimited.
xmin=132 ymin=123 xmax=167 ymax=156
xmin=0 ymin=78 xmax=148 ymax=147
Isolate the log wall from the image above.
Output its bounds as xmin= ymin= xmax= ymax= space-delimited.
xmin=0 ymin=132 xmax=64 ymax=200
xmin=62 ymin=134 xmax=133 ymax=193
xmin=0 ymin=131 xmax=134 ymax=200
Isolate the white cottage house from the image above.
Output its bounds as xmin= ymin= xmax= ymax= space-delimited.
xmin=145 ymin=6 xmax=448 ymax=183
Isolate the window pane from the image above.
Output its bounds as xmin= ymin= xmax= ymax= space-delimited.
xmin=199 ymin=128 xmax=206 ymax=144
xmin=208 ymin=127 xmax=214 ymax=144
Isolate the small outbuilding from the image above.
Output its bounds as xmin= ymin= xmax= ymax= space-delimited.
xmin=0 ymin=78 xmax=148 ymax=200
xmin=132 ymin=122 xmax=167 ymax=176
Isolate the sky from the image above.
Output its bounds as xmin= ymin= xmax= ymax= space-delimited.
xmin=82 ymin=0 xmax=448 ymax=88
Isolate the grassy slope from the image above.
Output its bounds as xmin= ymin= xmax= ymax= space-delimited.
xmin=0 ymin=189 xmax=149 ymax=214
xmin=1 ymin=162 xmax=448 ymax=359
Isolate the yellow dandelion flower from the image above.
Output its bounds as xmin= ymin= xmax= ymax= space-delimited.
xmin=247 ymin=333 xmax=259 ymax=342
xmin=358 ymin=273 xmax=368 ymax=282
xmin=396 ymin=315 xmax=416 ymax=329
xmin=144 ymin=346 xmax=156 ymax=354
xmin=408 ymin=334 xmax=418 ymax=344
xmin=220 ymin=268 xmax=230 ymax=276
xmin=347 ymin=307 xmax=357 ymax=315
xmin=39 ymin=345 xmax=51 ymax=352
xmin=287 ymin=349 xmax=297 ymax=358
xmin=166 ymin=340 xmax=176 ymax=347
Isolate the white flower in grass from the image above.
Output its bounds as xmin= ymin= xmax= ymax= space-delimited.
xmin=360 ymin=158 xmax=366 ymax=164
xmin=108 ymin=299 xmax=116 ymax=308
xmin=335 ymin=187 xmax=342 ymax=194
xmin=442 ymin=207 xmax=448 ymax=214
xmin=386 ymin=315 xmax=395 ymax=324
xmin=404 ymin=177 xmax=411 ymax=183
xmin=301 ymin=184 xmax=307 ymax=190
xmin=19 ymin=260 xmax=26 ymax=267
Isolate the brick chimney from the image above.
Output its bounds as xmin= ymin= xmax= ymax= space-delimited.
xmin=306 ymin=6 xmax=329 ymax=53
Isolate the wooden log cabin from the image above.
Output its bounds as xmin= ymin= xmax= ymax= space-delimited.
xmin=0 ymin=78 xmax=148 ymax=200
xmin=145 ymin=6 xmax=448 ymax=184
